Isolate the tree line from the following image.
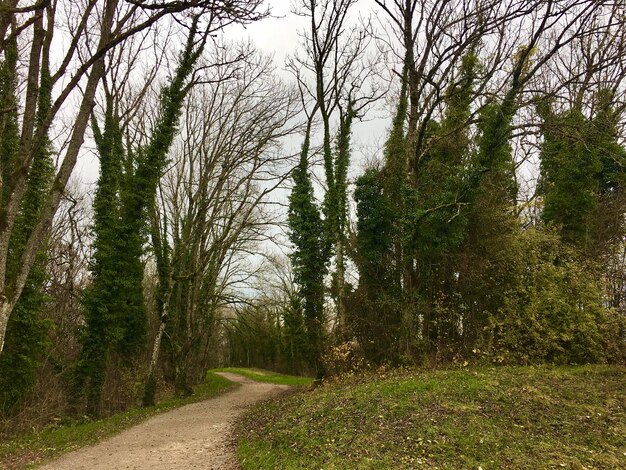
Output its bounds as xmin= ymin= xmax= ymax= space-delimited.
xmin=228 ymin=0 xmax=626 ymax=379
xmin=0 ymin=0 xmax=295 ymax=424
xmin=1 ymin=0 xmax=625 ymax=431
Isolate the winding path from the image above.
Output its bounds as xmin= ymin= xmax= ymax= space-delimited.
xmin=39 ymin=373 xmax=288 ymax=469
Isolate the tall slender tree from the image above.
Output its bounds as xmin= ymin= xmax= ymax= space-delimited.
xmin=288 ymin=128 xmax=328 ymax=381
xmin=289 ymin=0 xmax=378 ymax=337
xmin=74 ymin=20 xmax=209 ymax=415
xmin=0 ymin=25 xmax=55 ymax=414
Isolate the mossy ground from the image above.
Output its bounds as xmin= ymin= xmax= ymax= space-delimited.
xmin=238 ymin=365 xmax=626 ymax=469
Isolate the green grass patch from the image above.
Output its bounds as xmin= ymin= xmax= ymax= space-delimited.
xmin=212 ymin=367 xmax=313 ymax=386
xmin=0 ymin=372 xmax=236 ymax=469
xmin=238 ymin=365 xmax=626 ymax=469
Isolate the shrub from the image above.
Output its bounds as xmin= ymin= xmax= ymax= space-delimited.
xmin=485 ymin=228 xmax=625 ymax=364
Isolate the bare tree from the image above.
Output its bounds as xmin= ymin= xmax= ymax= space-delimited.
xmin=143 ymin=43 xmax=299 ymax=401
xmin=44 ymin=181 xmax=91 ymax=370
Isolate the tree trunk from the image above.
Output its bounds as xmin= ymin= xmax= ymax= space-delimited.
xmin=0 ymin=297 xmax=12 ymax=354
xmin=335 ymin=238 xmax=346 ymax=336
xmin=142 ymin=322 xmax=166 ymax=407
xmin=142 ymin=276 xmax=174 ymax=406
xmin=0 ymin=0 xmax=119 ymax=357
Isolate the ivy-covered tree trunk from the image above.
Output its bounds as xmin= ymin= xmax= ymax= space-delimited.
xmin=75 ymin=21 xmax=207 ymax=415
xmin=74 ymin=102 xmax=126 ymax=416
xmin=409 ymin=52 xmax=477 ymax=357
xmin=455 ymin=49 xmax=529 ymax=350
xmin=539 ymin=90 xmax=626 ymax=254
xmin=142 ymin=205 xmax=172 ymax=407
xmin=331 ymin=101 xmax=355 ymax=336
xmin=288 ymin=127 xmax=328 ymax=382
xmin=0 ymin=0 xmax=119 ymax=357
xmin=0 ymin=29 xmax=55 ymax=415
xmin=353 ymin=168 xmax=397 ymax=363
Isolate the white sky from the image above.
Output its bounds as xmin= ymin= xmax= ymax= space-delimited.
xmin=74 ymin=0 xmax=391 ymax=193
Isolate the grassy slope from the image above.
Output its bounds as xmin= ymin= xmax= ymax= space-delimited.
xmin=0 ymin=372 xmax=236 ymax=469
xmin=238 ymin=365 xmax=626 ymax=469
xmin=212 ymin=367 xmax=313 ymax=386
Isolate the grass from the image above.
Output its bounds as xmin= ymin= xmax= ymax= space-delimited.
xmin=0 ymin=372 xmax=237 ymax=469
xmin=238 ymin=365 xmax=626 ymax=469
xmin=211 ymin=367 xmax=314 ymax=386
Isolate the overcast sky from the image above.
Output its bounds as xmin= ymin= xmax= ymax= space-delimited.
xmin=229 ymin=1 xmax=391 ymax=170
xmin=71 ymin=0 xmax=390 ymax=193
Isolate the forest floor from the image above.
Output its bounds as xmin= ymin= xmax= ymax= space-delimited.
xmin=238 ymin=365 xmax=626 ymax=469
xmin=32 ymin=372 xmax=288 ymax=469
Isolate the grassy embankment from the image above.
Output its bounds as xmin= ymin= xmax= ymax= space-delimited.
xmin=0 ymin=372 xmax=236 ymax=469
xmin=238 ymin=365 xmax=626 ymax=469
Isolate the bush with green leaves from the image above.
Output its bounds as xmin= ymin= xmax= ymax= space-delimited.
xmin=485 ymin=228 xmax=625 ymax=364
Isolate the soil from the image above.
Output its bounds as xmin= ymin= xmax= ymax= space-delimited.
xmin=38 ymin=373 xmax=288 ymax=469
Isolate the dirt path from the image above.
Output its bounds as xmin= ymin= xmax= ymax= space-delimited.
xmin=39 ymin=373 xmax=288 ymax=470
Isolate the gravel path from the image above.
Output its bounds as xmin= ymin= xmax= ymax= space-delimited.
xmin=39 ymin=373 xmax=288 ymax=470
